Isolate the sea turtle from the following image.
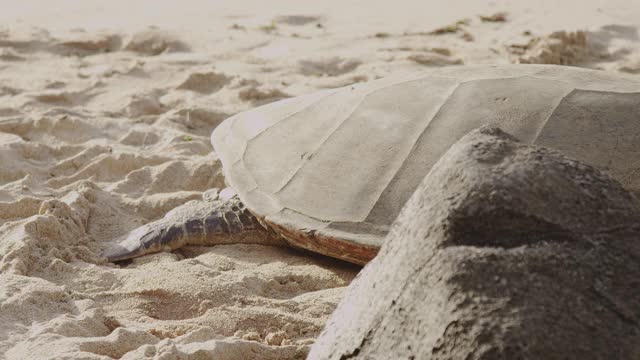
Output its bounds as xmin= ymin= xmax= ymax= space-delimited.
xmin=104 ymin=64 xmax=640 ymax=265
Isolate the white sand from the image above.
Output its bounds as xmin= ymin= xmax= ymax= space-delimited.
xmin=0 ymin=1 xmax=638 ymax=358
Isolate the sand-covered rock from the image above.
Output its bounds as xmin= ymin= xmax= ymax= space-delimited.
xmin=309 ymin=126 xmax=640 ymax=360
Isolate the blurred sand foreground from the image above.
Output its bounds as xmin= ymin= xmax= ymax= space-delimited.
xmin=0 ymin=1 xmax=639 ymax=358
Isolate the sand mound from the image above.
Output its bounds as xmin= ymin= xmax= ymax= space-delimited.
xmin=54 ymin=33 xmax=123 ymax=57
xmin=407 ymin=51 xmax=464 ymax=66
xmin=0 ymin=48 xmax=26 ymax=61
xmin=176 ymin=71 xmax=232 ymax=94
xmin=310 ymin=127 xmax=640 ymax=359
xmin=124 ymin=30 xmax=190 ymax=56
xmin=511 ymin=31 xmax=596 ymax=65
xmin=510 ymin=25 xmax=640 ymax=69
xmin=238 ymin=86 xmax=290 ymax=105
xmin=297 ymin=57 xmax=362 ymax=76
xmin=274 ymin=15 xmax=322 ymax=26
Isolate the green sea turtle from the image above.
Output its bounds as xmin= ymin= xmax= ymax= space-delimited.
xmin=104 ymin=64 xmax=640 ymax=265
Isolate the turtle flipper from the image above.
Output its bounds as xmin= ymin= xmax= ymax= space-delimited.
xmin=103 ymin=192 xmax=284 ymax=262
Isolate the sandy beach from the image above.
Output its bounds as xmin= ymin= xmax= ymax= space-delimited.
xmin=1 ymin=1 xmax=639 ymax=358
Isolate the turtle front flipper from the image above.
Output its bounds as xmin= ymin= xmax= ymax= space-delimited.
xmin=103 ymin=192 xmax=285 ymax=262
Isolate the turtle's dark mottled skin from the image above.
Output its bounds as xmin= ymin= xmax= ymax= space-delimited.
xmin=104 ymin=192 xmax=284 ymax=262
